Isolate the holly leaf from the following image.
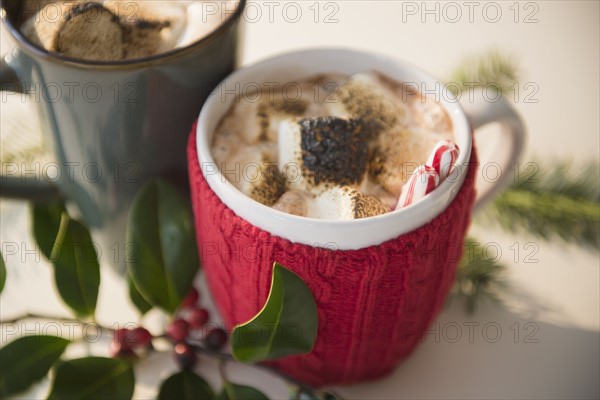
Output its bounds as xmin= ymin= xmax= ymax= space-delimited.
xmin=218 ymin=383 xmax=270 ymax=400
xmin=0 ymin=335 xmax=70 ymax=397
xmin=0 ymin=251 xmax=6 ymax=294
xmin=158 ymin=370 xmax=214 ymax=400
xmin=231 ymin=263 xmax=318 ymax=363
xmin=128 ymin=274 xmax=152 ymax=315
xmin=47 ymin=357 xmax=134 ymax=400
xmin=52 ymin=217 xmax=100 ymax=317
xmin=127 ymin=180 xmax=199 ymax=314
xmin=31 ymin=202 xmax=66 ymax=260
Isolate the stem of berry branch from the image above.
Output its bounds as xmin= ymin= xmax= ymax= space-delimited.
xmin=188 ymin=338 xmax=342 ymax=399
xmin=0 ymin=313 xmax=114 ymax=334
xmin=217 ymin=358 xmax=229 ymax=385
xmin=0 ymin=315 xmax=340 ymax=399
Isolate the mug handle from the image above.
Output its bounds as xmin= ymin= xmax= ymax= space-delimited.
xmin=0 ymin=52 xmax=63 ymax=202
xmin=460 ymin=88 xmax=526 ymax=211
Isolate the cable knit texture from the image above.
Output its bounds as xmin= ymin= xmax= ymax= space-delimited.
xmin=187 ymin=123 xmax=477 ymax=386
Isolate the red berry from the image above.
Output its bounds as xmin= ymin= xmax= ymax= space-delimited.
xmin=186 ymin=308 xmax=209 ymax=329
xmin=203 ymin=328 xmax=227 ymax=351
xmin=114 ymin=327 xmax=152 ymax=349
xmin=131 ymin=327 xmax=153 ymax=347
xmin=180 ymin=288 xmax=200 ymax=309
xmin=110 ymin=341 xmax=136 ymax=359
xmin=166 ymin=319 xmax=189 ymax=342
xmin=173 ymin=342 xmax=196 ymax=370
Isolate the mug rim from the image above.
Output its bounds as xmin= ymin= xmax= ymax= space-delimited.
xmin=196 ymin=47 xmax=473 ymax=249
xmin=0 ymin=0 xmax=245 ymax=70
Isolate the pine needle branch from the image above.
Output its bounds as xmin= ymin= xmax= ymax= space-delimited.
xmin=482 ymin=161 xmax=600 ymax=249
xmin=448 ymin=51 xmax=598 ymax=317
xmin=449 ymin=50 xmax=519 ymax=94
xmin=450 ymin=239 xmax=507 ymax=314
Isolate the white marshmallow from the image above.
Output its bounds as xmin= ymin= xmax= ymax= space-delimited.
xmin=308 ymin=186 xmax=354 ymax=220
xmin=220 ymin=92 xmax=310 ymax=144
xmin=218 ymin=99 xmax=263 ymax=144
xmin=307 ymin=186 xmax=389 ymax=220
xmin=277 ymin=119 xmax=311 ymax=191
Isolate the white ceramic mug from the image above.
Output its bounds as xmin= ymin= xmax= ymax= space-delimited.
xmin=195 ymin=48 xmax=525 ymax=250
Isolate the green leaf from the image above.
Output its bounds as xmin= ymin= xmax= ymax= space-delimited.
xmin=52 ymin=217 xmax=100 ymax=317
xmin=0 ymin=251 xmax=6 ymax=294
xmin=128 ymin=274 xmax=152 ymax=315
xmin=231 ymin=263 xmax=318 ymax=363
xmin=31 ymin=202 xmax=66 ymax=260
xmin=218 ymin=383 xmax=270 ymax=400
xmin=47 ymin=357 xmax=134 ymax=400
xmin=0 ymin=335 xmax=70 ymax=397
xmin=158 ymin=371 xmax=214 ymax=400
xmin=127 ymin=179 xmax=199 ymax=313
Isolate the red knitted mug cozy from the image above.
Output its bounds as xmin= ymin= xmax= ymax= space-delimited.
xmin=187 ymin=122 xmax=477 ymax=386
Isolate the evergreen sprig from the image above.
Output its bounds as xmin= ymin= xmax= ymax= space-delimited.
xmin=450 ymin=52 xmax=599 ymax=314
xmin=450 ymin=239 xmax=507 ymax=313
xmin=449 ymin=50 xmax=519 ymax=94
xmin=484 ymin=161 xmax=600 ymax=249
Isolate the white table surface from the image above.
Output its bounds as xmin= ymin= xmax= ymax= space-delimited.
xmin=1 ymin=1 xmax=599 ymax=399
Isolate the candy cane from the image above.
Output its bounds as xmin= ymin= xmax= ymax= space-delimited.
xmin=396 ymin=165 xmax=440 ymax=209
xmin=427 ymin=140 xmax=459 ymax=180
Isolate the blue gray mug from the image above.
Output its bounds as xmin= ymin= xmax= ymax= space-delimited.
xmin=0 ymin=0 xmax=245 ymax=265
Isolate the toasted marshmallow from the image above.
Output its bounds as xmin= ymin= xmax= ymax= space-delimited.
xmin=21 ymin=1 xmax=237 ymax=61
xmin=278 ymin=117 xmax=369 ymax=193
xmin=411 ymin=95 xmax=453 ymax=133
xmin=223 ymin=143 xmax=285 ymax=206
xmin=22 ymin=1 xmax=124 ymax=61
xmin=20 ymin=1 xmax=63 ymax=52
xmin=256 ymin=97 xmax=309 ymax=143
xmin=368 ymin=127 xmax=439 ymax=197
xmin=272 ymin=190 xmax=311 ymax=217
xmin=302 ymin=73 xmax=349 ymax=117
xmin=307 ymin=186 xmax=389 ymax=220
xmin=103 ymin=1 xmax=187 ymax=58
xmin=325 ymin=72 xmax=405 ymax=137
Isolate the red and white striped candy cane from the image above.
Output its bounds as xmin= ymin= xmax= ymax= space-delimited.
xmin=427 ymin=140 xmax=460 ymax=180
xmin=396 ymin=165 xmax=440 ymax=209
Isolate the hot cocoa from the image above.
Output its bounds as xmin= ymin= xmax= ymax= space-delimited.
xmin=19 ymin=0 xmax=236 ymax=61
xmin=211 ymin=72 xmax=455 ymax=220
